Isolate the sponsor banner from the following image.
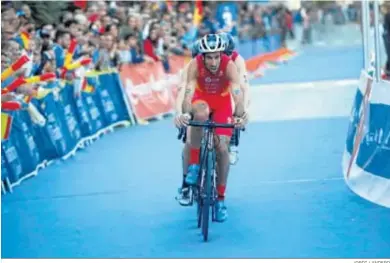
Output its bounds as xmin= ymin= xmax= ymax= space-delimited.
xmin=1 ymin=71 xmax=132 ymax=192
xmin=120 ymin=62 xmax=175 ymax=122
xmin=343 ymin=71 xmax=390 ymax=208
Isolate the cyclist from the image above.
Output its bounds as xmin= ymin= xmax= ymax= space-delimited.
xmin=175 ymin=34 xmax=246 ymax=222
xmin=175 ymin=33 xmax=249 ymax=205
xmin=218 ymin=32 xmax=250 ymax=164
xmin=176 ymin=32 xmax=249 ymax=161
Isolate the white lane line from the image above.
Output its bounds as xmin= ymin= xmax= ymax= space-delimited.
xmin=248 ymin=79 xmax=359 ymax=122
xmin=256 ymin=177 xmax=343 ymax=185
xmin=249 ymin=79 xmax=359 ymax=91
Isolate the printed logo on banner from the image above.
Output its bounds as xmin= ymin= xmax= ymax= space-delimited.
xmin=91 ymin=73 xmax=121 ymax=126
xmin=1 ymin=147 xmax=11 ymax=184
xmin=363 ymin=128 xmax=390 ymax=148
xmin=22 ymin=120 xmax=40 ymax=165
xmin=355 ymin=103 xmax=390 ymax=179
xmin=85 ymin=95 xmax=103 ymax=132
xmin=2 ymin=139 xmax=23 ymax=184
xmin=98 ymin=88 xmax=118 ymax=123
xmin=46 ymin=112 xmax=67 ymax=155
xmin=120 ymin=63 xmax=175 ymax=121
xmin=60 ymin=84 xmax=82 ymax=143
xmin=8 ymin=111 xmax=41 ymax=175
xmin=75 ymin=97 xmax=94 ymax=136
xmin=153 ymin=80 xmax=172 ymax=104
xmin=64 ymin=104 xmax=82 ymax=141
xmin=41 ymin=93 xmax=69 ymax=157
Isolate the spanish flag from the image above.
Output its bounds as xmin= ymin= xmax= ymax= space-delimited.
xmin=24 ymin=72 xmax=56 ymax=84
xmin=1 ymin=55 xmax=30 ymax=81
xmin=81 ymin=78 xmax=95 ymax=93
xmin=66 ymin=57 xmax=92 ymax=71
xmin=2 ymin=77 xmax=27 ymax=94
xmin=20 ymin=31 xmax=30 ymax=50
xmin=23 ymin=95 xmax=33 ymax=104
xmin=64 ymin=39 xmax=78 ymax=68
xmin=1 ymin=112 xmax=13 ymax=140
xmin=193 ymin=0 xmax=203 ymax=27
xmin=1 ymin=101 xmax=24 ymax=111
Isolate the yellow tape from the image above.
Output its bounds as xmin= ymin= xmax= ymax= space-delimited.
xmin=64 ymin=53 xmax=73 ymax=67
xmin=24 ymin=76 xmax=41 ymax=84
xmin=65 ymin=61 xmax=83 ymax=71
xmin=84 ymin=68 xmax=118 ymax=77
xmin=1 ymin=68 xmax=14 ymax=81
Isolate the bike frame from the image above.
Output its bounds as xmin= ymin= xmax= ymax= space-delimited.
xmin=179 ymin=118 xmax=236 ymax=241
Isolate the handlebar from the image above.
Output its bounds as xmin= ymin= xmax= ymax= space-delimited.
xmin=187 ymin=120 xmax=236 ymax=129
xmin=177 ymin=120 xmax=245 ymax=141
xmin=178 ymin=126 xmax=186 ymax=140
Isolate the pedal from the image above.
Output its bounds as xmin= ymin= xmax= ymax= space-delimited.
xmin=229 ymin=149 xmax=239 ymax=165
xmin=175 ymin=187 xmax=193 ymax=206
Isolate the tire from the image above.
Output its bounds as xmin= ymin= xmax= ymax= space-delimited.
xmin=202 ymin=149 xmax=213 ymax=242
xmin=197 ymin=143 xmax=207 ymax=229
xmin=197 ymin=188 xmax=202 ymax=228
xmin=197 ymin=199 xmax=202 ymax=228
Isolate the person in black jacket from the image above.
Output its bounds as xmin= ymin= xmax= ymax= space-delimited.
xmin=383 ymin=2 xmax=390 ymax=78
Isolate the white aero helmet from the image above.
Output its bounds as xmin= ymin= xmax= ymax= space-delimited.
xmin=198 ymin=34 xmax=226 ymax=54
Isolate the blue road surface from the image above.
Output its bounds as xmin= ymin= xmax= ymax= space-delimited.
xmin=2 ymin=30 xmax=390 ymax=258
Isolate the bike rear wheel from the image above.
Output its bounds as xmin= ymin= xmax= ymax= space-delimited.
xmin=197 ymin=143 xmax=207 ymax=229
xmin=196 ymin=187 xmax=202 ymax=228
xmin=201 ymin=149 xmax=214 ymax=242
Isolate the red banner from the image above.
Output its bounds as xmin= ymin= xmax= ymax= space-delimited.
xmin=120 ymin=62 xmax=176 ymax=122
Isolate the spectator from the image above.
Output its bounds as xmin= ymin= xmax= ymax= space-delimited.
xmin=53 ymin=29 xmax=71 ymax=69
xmin=96 ymin=33 xmax=114 ymax=70
xmin=2 ymin=6 xmax=19 ymax=40
xmin=301 ymin=6 xmax=312 ymax=44
xmin=285 ymin=9 xmax=294 ymax=40
xmin=276 ymin=6 xmax=288 ymax=48
xmin=106 ymin=23 xmax=119 ymax=41
xmin=383 ymin=2 xmax=390 ymax=79
xmin=127 ymin=33 xmax=145 ymax=64
xmin=64 ymin=19 xmax=82 ymax=40
xmin=143 ymin=28 xmax=161 ymax=62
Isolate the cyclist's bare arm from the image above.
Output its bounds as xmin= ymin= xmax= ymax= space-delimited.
xmin=234 ymin=55 xmax=250 ymax=108
xmin=182 ymin=59 xmax=198 ymax=114
xmin=175 ymin=62 xmax=191 ymax=114
xmin=226 ymin=61 xmax=245 ymax=117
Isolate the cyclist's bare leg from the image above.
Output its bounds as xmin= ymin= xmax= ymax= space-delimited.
xmin=215 ymin=135 xmax=231 ymax=200
xmin=182 ymin=144 xmax=190 ymax=179
xmin=182 ymin=101 xmax=210 ymax=187
xmin=177 ymin=102 xmax=210 ymax=204
xmin=187 ymin=100 xmax=210 ymax=145
xmin=181 ymin=101 xmax=210 ymax=174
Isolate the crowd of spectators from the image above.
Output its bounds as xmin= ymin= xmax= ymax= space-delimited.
xmin=1 ymin=1 xmax=296 ymax=82
xmin=5 ymin=0 xmax=386 ymax=102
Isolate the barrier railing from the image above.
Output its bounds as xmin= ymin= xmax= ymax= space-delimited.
xmin=342 ymin=71 xmax=390 ymax=208
xmin=342 ymin=0 xmax=390 ymax=208
xmin=1 ymin=36 xmax=295 ymax=194
xmin=1 ymin=70 xmax=133 ymax=193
